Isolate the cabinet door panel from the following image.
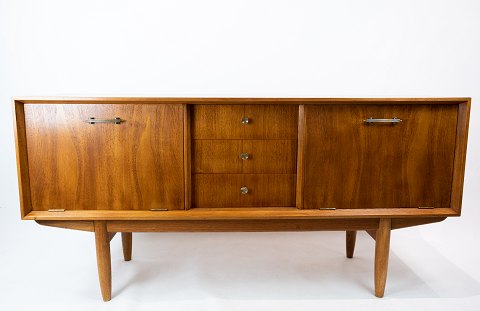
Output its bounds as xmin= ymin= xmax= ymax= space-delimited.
xmin=24 ymin=104 xmax=185 ymax=210
xmin=303 ymin=104 xmax=457 ymax=209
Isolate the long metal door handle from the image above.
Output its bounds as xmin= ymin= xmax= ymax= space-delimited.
xmin=85 ymin=117 xmax=124 ymax=124
xmin=363 ymin=117 xmax=402 ymax=124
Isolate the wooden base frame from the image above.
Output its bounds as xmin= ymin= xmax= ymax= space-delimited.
xmin=35 ymin=216 xmax=446 ymax=301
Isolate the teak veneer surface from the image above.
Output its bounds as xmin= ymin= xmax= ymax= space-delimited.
xmin=193 ymin=140 xmax=297 ymax=174
xmin=24 ymin=104 xmax=185 ymax=211
xmin=303 ymin=104 xmax=458 ymax=209
xmin=192 ymin=105 xmax=298 ymax=139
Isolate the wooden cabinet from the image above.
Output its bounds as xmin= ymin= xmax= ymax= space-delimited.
xmin=13 ymin=98 xmax=470 ymax=301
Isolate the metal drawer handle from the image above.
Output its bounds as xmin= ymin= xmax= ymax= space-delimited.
xmin=240 ymin=187 xmax=249 ymax=194
xmin=85 ymin=117 xmax=124 ymax=124
xmin=240 ymin=153 xmax=250 ymax=160
xmin=363 ymin=117 xmax=402 ymax=124
xmin=241 ymin=117 xmax=250 ymax=124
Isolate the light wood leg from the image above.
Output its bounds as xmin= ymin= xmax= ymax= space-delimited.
xmin=346 ymin=231 xmax=357 ymax=258
xmin=121 ymin=232 xmax=132 ymax=261
xmin=94 ymin=221 xmax=112 ymax=302
xmin=374 ymin=218 xmax=391 ymax=298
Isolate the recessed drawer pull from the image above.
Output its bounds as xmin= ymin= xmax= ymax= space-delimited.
xmin=240 ymin=186 xmax=249 ymax=194
xmin=240 ymin=153 xmax=250 ymax=160
xmin=85 ymin=117 xmax=124 ymax=124
xmin=241 ymin=117 xmax=250 ymax=124
xmin=363 ymin=117 xmax=402 ymax=124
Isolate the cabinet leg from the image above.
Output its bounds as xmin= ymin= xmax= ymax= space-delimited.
xmin=374 ymin=218 xmax=391 ymax=298
xmin=346 ymin=231 xmax=357 ymax=258
xmin=121 ymin=232 xmax=132 ymax=261
xmin=94 ymin=221 xmax=112 ymax=302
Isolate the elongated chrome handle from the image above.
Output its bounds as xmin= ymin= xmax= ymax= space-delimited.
xmin=240 ymin=187 xmax=249 ymax=194
xmin=363 ymin=117 xmax=402 ymax=124
xmin=85 ymin=117 xmax=124 ymax=124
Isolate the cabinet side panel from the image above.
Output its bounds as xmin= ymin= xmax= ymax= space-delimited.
xmin=450 ymin=100 xmax=471 ymax=214
xmin=13 ymin=101 xmax=32 ymax=218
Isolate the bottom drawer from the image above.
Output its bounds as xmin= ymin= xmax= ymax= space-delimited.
xmin=192 ymin=174 xmax=296 ymax=208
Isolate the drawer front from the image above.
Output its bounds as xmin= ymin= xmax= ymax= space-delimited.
xmin=303 ymin=104 xmax=458 ymax=209
xmin=192 ymin=105 xmax=244 ymax=139
xmin=24 ymin=104 xmax=185 ymax=211
xmin=244 ymin=105 xmax=298 ymax=139
xmin=192 ymin=105 xmax=298 ymax=139
xmin=193 ymin=140 xmax=243 ymax=173
xmin=192 ymin=174 xmax=296 ymax=207
xmin=193 ymin=140 xmax=297 ymax=173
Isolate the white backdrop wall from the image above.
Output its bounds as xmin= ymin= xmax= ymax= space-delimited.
xmin=1 ymin=1 xmax=480 ymax=310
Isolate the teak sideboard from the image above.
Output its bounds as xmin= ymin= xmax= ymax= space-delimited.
xmin=13 ymin=97 xmax=470 ymax=301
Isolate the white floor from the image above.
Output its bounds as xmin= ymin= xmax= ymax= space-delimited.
xmin=1 ymin=206 xmax=479 ymax=311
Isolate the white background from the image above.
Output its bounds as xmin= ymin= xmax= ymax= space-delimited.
xmin=1 ymin=0 xmax=480 ymax=310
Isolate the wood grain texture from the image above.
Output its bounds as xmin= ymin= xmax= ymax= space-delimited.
xmin=24 ymin=104 xmax=184 ymax=211
xmin=36 ymin=217 xmax=447 ymax=233
xmin=13 ymin=101 xmax=33 ymax=218
xmin=15 ymin=97 xmax=470 ymax=105
xmin=193 ymin=140 xmax=297 ymax=174
xmin=192 ymin=140 xmax=243 ymax=173
xmin=94 ymin=221 xmax=111 ymax=301
xmin=121 ymin=232 xmax=132 ymax=261
xmin=192 ymin=105 xmax=245 ymax=139
xmin=346 ymin=231 xmax=357 ymax=258
xmin=35 ymin=220 xmax=94 ymax=231
xmin=24 ymin=207 xmax=458 ymax=221
xmin=303 ymin=104 xmax=458 ymax=209
xmin=243 ymin=105 xmax=298 ymax=139
xmin=184 ymin=105 xmax=192 ymax=210
xmin=192 ymin=104 xmax=298 ymax=139
xmin=242 ymin=140 xmax=297 ymax=173
xmin=374 ymin=218 xmax=391 ymax=298
xmin=296 ymin=105 xmax=306 ymax=209
xmin=192 ymin=174 xmax=296 ymax=208
xmin=106 ymin=219 xmax=380 ymax=232
xmin=450 ymin=99 xmax=471 ymax=214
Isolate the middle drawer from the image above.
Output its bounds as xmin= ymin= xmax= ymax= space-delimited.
xmin=193 ymin=140 xmax=297 ymax=174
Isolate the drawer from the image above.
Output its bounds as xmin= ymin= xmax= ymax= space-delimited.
xmin=24 ymin=104 xmax=185 ymax=211
xmin=193 ymin=140 xmax=297 ymax=173
xmin=192 ymin=174 xmax=296 ymax=208
xmin=192 ymin=105 xmax=298 ymax=139
xmin=302 ymin=104 xmax=458 ymax=209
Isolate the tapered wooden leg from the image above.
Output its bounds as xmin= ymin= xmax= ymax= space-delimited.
xmin=346 ymin=231 xmax=357 ymax=258
xmin=94 ymin=221 xmax=111 ymax=302
xmin=121 ymin=232 xmax=132 ymax=261
xmin=374 ymin=218 xmax=391 ymax=298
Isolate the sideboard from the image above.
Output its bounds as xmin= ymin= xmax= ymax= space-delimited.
xmin=13 ymin=97 xmax=470 ymax=301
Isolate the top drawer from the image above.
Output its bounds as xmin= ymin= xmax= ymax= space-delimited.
xmin=192 ymin=105 xmax=298 ymax=139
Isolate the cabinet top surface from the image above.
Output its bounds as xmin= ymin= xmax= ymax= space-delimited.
xmin=13 ymin=97 xmax=470 ymax=104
